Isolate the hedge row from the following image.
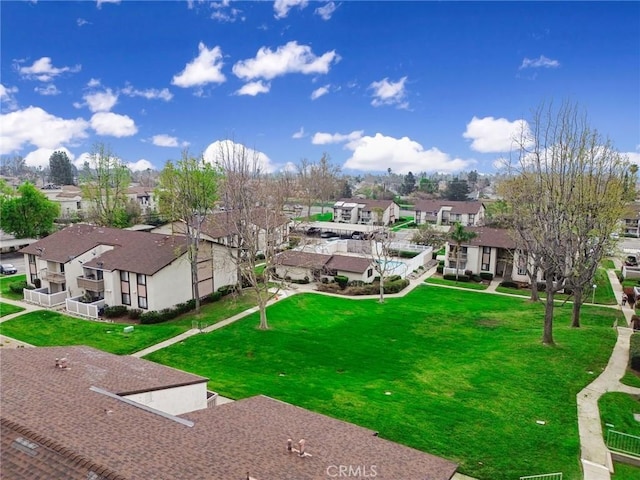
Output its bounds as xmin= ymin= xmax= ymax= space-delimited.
xmin=630 ymin=328 xmax=640 ymax=371
xmin=317 ymin=278 xmax=410 ymax=296
xmin=9 ymin=281 xmax=34 ymax=294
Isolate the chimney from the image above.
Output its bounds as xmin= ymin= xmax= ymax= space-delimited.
xmin=287 ymin=438 xmax=292 ymax=452
xmin=298 ymin=439 xmax=305 ymax=457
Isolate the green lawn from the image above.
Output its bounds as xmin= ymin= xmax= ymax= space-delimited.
xmin=425 ymin=277 xmax=489 ymax=290
xmin=146 ymin=286 xmax=620 ymax=479
xmin=0 ymin=274 xmax=27 ymax=301
xmin=0 ymin=302 xmax=25 ymax=317
xmin=599 ymin=391 xmax=640 ymax=477
xmin=494 ymin=268 xmax=617 ymax=305
xmin=601 ymin=259 xmax=616 ymax=270
xmin=613 ymin=462 xmax=640 ymax=479
xmin=0 ymin=291 xmax=261 ymax=355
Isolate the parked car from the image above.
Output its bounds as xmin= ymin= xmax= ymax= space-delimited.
xmin=320 ymin=231 xmax=339 ymax=239
xmin=351 ymin=231 xmax=364 ymax=240
xmin=306 ymin=227 xmax=320 ymax=235
xmin=0 ymin=264 xmax=18 ymax=275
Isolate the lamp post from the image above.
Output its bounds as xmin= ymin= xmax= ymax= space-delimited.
xmin=592 ymin=284 xmax=597 ymax=304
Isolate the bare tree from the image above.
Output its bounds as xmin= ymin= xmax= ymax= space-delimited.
xmin=214 ymin=140 xmax=290 ymax=330
xmin=314 ymin=153 xmax=341 ymax=214
xmin=155 ymin=151 xmax=222 ymax=312
xmin=501 ymin=101 xmax=631 ymax=343
xmin=80 ymin=143 xmax=132 ymax=227
xmin=411 ymin=223 xmax=447 ymax=250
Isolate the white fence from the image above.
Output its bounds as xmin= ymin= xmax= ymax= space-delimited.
xmin=607 ymin=429 xmax=640 ymax=457
xmin=520 ymin=473 xmax=562 ymax=480
xmin=23 ymin=287 xmax=67 ymax=307
xmin=66 ymin=296 xmax=105 ymax=319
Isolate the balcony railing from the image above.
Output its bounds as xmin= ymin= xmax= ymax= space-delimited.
xmin=44 ymin=272 xmax=66 ymax=284
xmin=77 ymin=276 xmax=105 ymax=292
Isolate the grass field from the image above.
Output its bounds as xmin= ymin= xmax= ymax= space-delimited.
xmin=425 ymin=277 xmax=489 ymax=290
xmin=494 ymin=268 xmax=617 ymax=305
xmin=0 ymin=302 xmax=25 ymax=317
xmin=146 ymin=286 xmax=621 ymax=479
xmin=0 ymin=291 xmax=260 ymax=355
xmin=0 ymin=274 xmax=27 ymax=301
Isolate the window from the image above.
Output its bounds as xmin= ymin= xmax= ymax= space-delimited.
xmin=120 ymin=271 xmax=129 ymax=281
xmin=367 ymin=268 xmax=373 ymax=277
xmin=517 ymin=252 xmax=528 ymax=276
xmin=137 ymin=274 xmax=146 ymax=286
xmin=138 ymin=296 xmax=148 ymax=309
xmin=481 ymin=247 xmax=491 ymax=271
xmin=137 ymin=274 xmax=147 ymax=309
xmin=122 ymin=293 xmax=131 ymax=305
xmin=59 ymin=263 xmax=65 ymax=273
xmin=28 ymin=254 xmax=36 ymax=265
xmin=30 ymin=274 xmax=38 ymax=284
xmin=468 ymin=214 xmax=475 ymax=225
xmin=120 ymin=271 xmax=130 ymax=305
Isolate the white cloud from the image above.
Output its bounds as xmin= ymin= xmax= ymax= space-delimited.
xmin=24 ymin=147 xmax=75 ymax=169
xmin=463 ymin=116 xmax=531 ymax=153
xmin=315 ymin=1 xmax=337 ymax=20
xmin=90 ymin=112 xmax=137 ymax=137
xmin=312 ymin=130 xmax=364 ymax=145
xmin=232 ymin=41 xmax=339 ymax=81
xmin=311 ymin=85 xmax=329 ymax=100
xmin=519 ymin=55 xmax=560 ymax=69
xmin=17 ymin=57 xmax=81 ymax=82
xmin=624 ymin=151 xmax=640 ymax=165
xmin=369 ymin=76 xmax=408 ymax=108
xmin=121 ymin=84 xmax=173 ymax=101
xmin=235 ymin=80 xmax=271 ymax=96
xmin=87 ymin=78 xmax=101 ymax=87
xmin=0 ymin=84 xmax=19 ymax=110
xmin=342 ymin=133 xmax=473 ymax=174
xmin=152 ymin=134 xmax=189 ymax=148
xmin=210 ymin=0 xmax=244 ymax=22
xmin=97 ymin=0 xmax=121 ymax=8
xmin=83 ymin=88 xmax=118 ymax=112
xmin=34 ymin=84 xmax=60 ymax=96
xmin=274 ymin=0 xmax=308 ymax=19
xmin=292 ymin=127 xmax=305 ymax=139
xmin=72 ymin=151 xmax=94 ymax=169
xmin=202 ymin=140 xmax=275 ymax=173
xmin=0 ymin=106 xmax=89 ymax=154
xmin=172 ymin=43 xmax=226 ymax=88
xmin=126 ymin=159 xmax=155 ymax=172
xmin=77 ymin=18 xmax=90 ymax=27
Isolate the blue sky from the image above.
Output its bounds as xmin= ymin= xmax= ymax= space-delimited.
xmin=1 ymin=0 xmax=639 ymax=175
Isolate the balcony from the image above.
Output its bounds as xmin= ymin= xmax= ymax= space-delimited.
xmin=77 ymin=275 xmax=105 ymax=292
xmin=44 ymin=271 xmax=66 ymax=284
xmin=448 ymin=252 xmax=468 ymax=261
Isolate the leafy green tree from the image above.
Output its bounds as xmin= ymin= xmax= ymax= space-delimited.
xmin=156 ymin=151 xmax=222 ymax=312
xmin=80 ymin=143 xmax=132 ymax=227
xmin=0 ymin=182 xmax=60 ymax=238
xmin=449 ymin=222 xmax=477 ymax=282
xmin=49 ymin=151 xmax=75 ymax=185
xmin=419 ymin=176 xmax=437 ymax=194
xmin=443 ymin=178 xmax=470 ymax=201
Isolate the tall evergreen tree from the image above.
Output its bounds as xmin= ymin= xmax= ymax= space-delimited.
xmin=443 ymin=178 xmax=470 ymax=201
xmin=49 ymin=151 xmax=75 ymax=185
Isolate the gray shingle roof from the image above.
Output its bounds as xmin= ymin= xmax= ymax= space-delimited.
xmin=0 ymin=346 xmax=458 ymax=480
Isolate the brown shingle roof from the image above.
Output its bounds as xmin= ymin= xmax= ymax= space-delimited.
xmin=274 ymin=250 xmax=332 ymax=269
xmin=20 ymin=224 xmax=188 ymax=275
xmin=1 ymin=346 xmax=457 ymax=480
xmin=467 ymin=227 xmax=516 ymax=249
xmin=326 ymin=255 xmax=373 ymax=273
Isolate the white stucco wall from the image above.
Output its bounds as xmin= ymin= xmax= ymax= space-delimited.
xmin=143 ymin=256 xmax=192 ymax=311
xmin=123 ymin=382 xmax=208 ymax=416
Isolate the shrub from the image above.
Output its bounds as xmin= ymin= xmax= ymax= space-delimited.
xmin=291 ymin=277 xmax=310 ymax=284
xmin=464 ymin=269 xmax=473 ymax=277
xmin=33 ymin=278 xmax=42 ymax=289
xmin=387 ymin=275 xmax=402 ymax=282
xmin=218 ymin=284 xmax=238 ymax=296
xmin=9 ymin=281 xmax=31 ymax=294
xmin=500 ymin=280 xmax=519 ymax=289
xmin=128 ymin=309 xmax=142 ymax=320
xmin=436 ymin=265 xmax=444 ymax=274
xmin=140 ymin=311 xmax=163 ymax=324
xmin=103 ymin=305 xmax=128 ymax=318
xmin=288 ymin=236 xmax=301 ymax=248
xmin=209 ymin=291 xmax=223 ymax=302
xmin=630 ymin=331 xmax=640 ymax=371
xmin=443 ymin=274 xmax=470 ymax=282
xmin=334 ymin=275 xmax=349 ymax=289
xmin=471 ymin=274 xmax=483 ymax=283
xmin=383 ymin=278 xmax=410 ymax=294
xmin=255 ymin=253 xmax=266 ymax=260
xmin=480 ymin=272 xmax=494 ymax=281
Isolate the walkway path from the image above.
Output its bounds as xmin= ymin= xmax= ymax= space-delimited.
xmin=577 ymin=268 xmax=640 ymax=479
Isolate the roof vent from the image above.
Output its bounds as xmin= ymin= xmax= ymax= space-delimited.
xmin=55 ymin=357 xmax=69 ymax=369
